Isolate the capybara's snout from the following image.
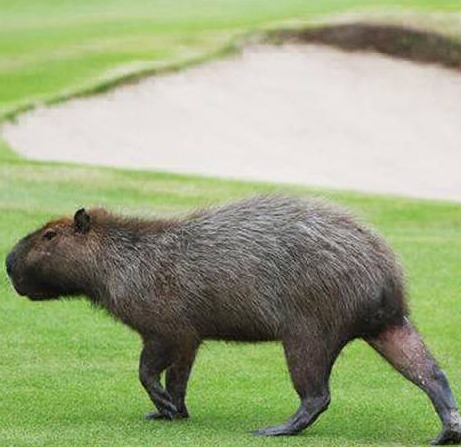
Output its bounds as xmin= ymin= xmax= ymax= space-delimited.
xmin=5 ymin=249 xmax=16 ymax=278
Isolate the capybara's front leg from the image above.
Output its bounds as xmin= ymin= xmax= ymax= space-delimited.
xmin=139 ymin=340 xmax=178 ymax=420
xmin=165 ymin=343 xmax=199 ymax=419
xmin=367 ymin=320 xmax=461 ymax=445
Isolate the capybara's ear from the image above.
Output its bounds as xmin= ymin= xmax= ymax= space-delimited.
xmin=74 ymin=208 xmax=91 ymax=234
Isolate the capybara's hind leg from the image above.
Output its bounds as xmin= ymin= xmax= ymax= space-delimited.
xmin=139 ymin=340 xmax=179 ymax=420
xmin=253 ymin=333 xmax=342 ymax=436
xmin=366 ymin=319 xmax=461 ymax=445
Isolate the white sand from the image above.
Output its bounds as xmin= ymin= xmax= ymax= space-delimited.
xmin=3 ymin=45 xmax=461 ymax=202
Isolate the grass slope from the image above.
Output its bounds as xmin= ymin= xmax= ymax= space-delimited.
xmin=1 ymin=158 xmax=461 ymax=447
xmin=1 ymin=1 xmax=461 ymax=446
xmin=2 ymin=0 xmax=461 ymax=118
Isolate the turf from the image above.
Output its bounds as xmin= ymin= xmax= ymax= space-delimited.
xmin=1 ymin=156 xmax=461 ymax=447
xmin=2 ymin=0 xmax=461 ymax=118
xmin=1 ymin=1 xmax=461 ymax=447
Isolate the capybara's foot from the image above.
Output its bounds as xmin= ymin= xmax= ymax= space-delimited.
xmin=430 ymin=423 xmax=461 ymax=445
xmin=252 ymin=424 xmax=299 ymax=436
xmin=145 ymin=409 xmax=189 ymax=421
xmin=252 ymin=396 xmax=329 ymax=436
xmin=145 ymin=411 xmax=174 ymax=421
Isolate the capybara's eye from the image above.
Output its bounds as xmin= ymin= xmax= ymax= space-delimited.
xmin=43 ymin=230 xmax=57 ymax=241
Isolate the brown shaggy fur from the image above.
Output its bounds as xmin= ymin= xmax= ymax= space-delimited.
xmin=5 ymin=196 xmax=460 ymax=444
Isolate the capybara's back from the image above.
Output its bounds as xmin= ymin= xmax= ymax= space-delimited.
xmin=6 ymin=195 xmax=460 ymax=444
xmin=172 ymin=195 xmax=406 ymax=342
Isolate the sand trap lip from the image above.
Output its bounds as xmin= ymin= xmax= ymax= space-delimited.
xmin=3 ymin=43 xmax=461 ymax=202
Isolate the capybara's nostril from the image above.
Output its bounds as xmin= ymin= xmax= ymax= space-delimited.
xmin=5 ymin=251 xmax=16 ymax=277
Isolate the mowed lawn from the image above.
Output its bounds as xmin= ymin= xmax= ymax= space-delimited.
xmin=2 ymin=0 xmax=461 ymax=118
xmin=2 ymin=155 xmax=461 ymax=447
xmin=1 ymin=1 xmax=461 ymax=447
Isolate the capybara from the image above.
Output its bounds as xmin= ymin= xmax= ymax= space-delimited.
xmin=5 ymin=196 xmax=461 ymax=444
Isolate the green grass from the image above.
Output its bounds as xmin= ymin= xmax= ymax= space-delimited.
xmin=2 ymin=157 xmax=461 ymax=447
xmin=2 ymin=0 xmax=461 ymax=118
xmin=1 ymin=1 xmax=461 ymax=446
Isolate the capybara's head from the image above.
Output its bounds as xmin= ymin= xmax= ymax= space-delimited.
xmin=6 ymin=209 xmax=95 ymax=301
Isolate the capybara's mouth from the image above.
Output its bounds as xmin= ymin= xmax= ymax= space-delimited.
xmin=9 ymin=278 xmax=28 ymax=297
xmin=10 ymin=277 xmax=60 ymax=301
xmin=23 ymin=288 xmax=61 ymax=301
xmin=26 ymin=291 xmax=60 ymax=301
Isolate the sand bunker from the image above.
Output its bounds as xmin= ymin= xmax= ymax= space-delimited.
xmin=3 ymin=44 xmax=461 ymax=202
